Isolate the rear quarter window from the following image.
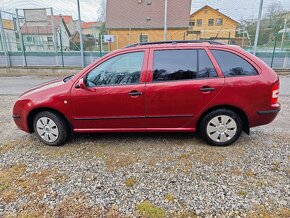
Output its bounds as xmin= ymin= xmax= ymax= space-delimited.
xmin=211 ymin=50 xmax=258 ymax=77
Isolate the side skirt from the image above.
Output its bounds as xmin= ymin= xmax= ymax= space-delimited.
xmin=73 ymin=128 xmax=196 ymax=133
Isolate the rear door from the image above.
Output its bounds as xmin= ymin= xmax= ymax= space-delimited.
xmin=145 ymin=48 xmax=224 ymax=129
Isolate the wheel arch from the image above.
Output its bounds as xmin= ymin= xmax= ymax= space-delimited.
xmin=197 ymin=105 xmax=250 ymax=134
xmin=27 ymin=107 xmax=72 ymax=134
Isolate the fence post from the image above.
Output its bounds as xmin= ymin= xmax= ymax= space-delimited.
xmin=0 ymin=11 xmax=11 ymax=67
xmin=15 ymin=9 xmax=27 ymax=67
xmin=99 ymin=33 xmax=102 ymax=57
xmin=50 ymin=8 xmax=59 ymax=66
xmin=116 ymin=34 xmax=118 ymax=49
xmin=283 ymin=52 xmax=288 ymax=69
xmin=270 ymin=32 xmax=278 ymax=68
xmin=228 ymin=32 xmax=231 ymax=45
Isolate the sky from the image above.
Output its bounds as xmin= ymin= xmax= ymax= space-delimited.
xmin=0 ymin=0 xmax=290 ymax=22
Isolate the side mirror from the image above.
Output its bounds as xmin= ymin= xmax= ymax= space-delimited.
xmin=78 ymin=78 xmax=86 ymax=89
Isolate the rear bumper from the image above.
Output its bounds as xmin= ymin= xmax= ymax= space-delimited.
xmin=249 ymin=103 xmax=281 ymax=127
xmin=257 ymin=108 xmax=281 ymax=115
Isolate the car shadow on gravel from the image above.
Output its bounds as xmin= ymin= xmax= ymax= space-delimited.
xmin=70 ymin=132 xmax=204 ymax=145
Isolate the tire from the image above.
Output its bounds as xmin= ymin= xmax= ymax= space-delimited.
xmin=199 ymin=108 xmax=242 ymax=146
xmin=33 ymin=111 xmax=69 ymax=146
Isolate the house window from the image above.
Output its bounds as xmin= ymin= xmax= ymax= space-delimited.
xmin=208 ymin=19 xmax=214 ymax=26
xmin=47 ymin=36 xmax=53 ymax=43
xmin=140 ymin=34 xmax=148 ymax=42
xmin=197 ymin=19 xmax=202 ymax=26
xmin=26 ymin=36 xmax=32 ymax=42
xmin=189 ymin=20 xmax=195 ymax=27
xmin=216 ymin=18 xmax=223 ymax=26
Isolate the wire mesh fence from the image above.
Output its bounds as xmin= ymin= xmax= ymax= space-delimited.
xmin=0 ymin=1 xmax=289 ymax=69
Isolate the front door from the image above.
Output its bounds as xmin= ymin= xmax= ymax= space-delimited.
xmin=70 ymin=50 xmax=147 ymax=130
xmin=145 ymin=48 xmax=224 ymax=129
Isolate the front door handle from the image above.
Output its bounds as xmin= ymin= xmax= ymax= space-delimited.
xmin=200 ymin=86 xmax=215 ymax=92
xmin=129 ymin=90 xmax=143 ymax=96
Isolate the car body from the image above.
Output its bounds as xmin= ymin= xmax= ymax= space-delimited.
xmin=13 ymin=41 xmax=280 ymax=146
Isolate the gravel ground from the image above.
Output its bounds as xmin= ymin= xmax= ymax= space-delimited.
xmin=0 ymin=96 xmax=289 ymax=218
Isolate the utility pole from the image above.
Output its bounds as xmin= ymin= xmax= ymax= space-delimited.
xmin=59 ymin=15 xmax=64 ymax=67
xmin=77 ymin=0 xmax=85 ymax=68
xmin=253 ymin=0 xmax=263 ymax=55
xmin=281 ymin=14 xmax=288 ymax=50
xmin=164 ymin=0 xmax=168 ymax=41
xmin=16 ymin=9 xmax=27 ymax=67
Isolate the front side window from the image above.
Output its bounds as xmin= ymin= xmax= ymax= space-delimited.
xmin=86 ymin=52 xmax=144 ymax=87
xmin=211 ymin=50 xmax=258 ymax=77
xmin=153 ymin=49 xmax=217 ymax=82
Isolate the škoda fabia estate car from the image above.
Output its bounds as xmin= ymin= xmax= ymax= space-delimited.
xmin=13 ymin=41 xmax=280 ymax=146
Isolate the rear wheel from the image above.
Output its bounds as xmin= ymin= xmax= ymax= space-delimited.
xmin=33 ymin=111 xmax=68 ymax=146
xmin=199 ymin=109 xmax=242 ymax=146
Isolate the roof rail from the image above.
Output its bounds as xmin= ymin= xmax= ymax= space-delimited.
xmin=125 ymin=40 xmax=224 ymax=48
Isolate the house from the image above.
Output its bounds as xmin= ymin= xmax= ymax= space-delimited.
xmin=20 ymin=15 xmax=72 ymax=51
xmin=188 ymin=5 xmax=239 ymax=40
xmin=1 ymin=19 xmax=18 ymax=51
xmin=106 ymin=0 xmax=192 ymax=50
xmin=81 ymin=21 xmax=103 ymax=38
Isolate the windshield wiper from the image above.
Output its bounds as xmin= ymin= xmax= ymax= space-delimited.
xmin=63 ymin=75 xmax=73 ymax=83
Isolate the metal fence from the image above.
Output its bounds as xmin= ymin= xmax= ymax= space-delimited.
xmin=0 ymin=3 xmax=289 ymax=69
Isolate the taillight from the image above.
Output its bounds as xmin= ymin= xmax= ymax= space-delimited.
xmin=271 ymin=82 xmax=279 ymax=104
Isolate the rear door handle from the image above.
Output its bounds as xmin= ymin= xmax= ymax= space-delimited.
xmin=129 ymin=90 xmax=143 ymax=96
xmin=200 ymin=86 xmax=215 ymax=92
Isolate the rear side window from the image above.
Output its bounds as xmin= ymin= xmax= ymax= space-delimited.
xmin=211 ymin=50 xmax=258 ymax=77
xmin=153 ymin=49 xmax=217 ymax=82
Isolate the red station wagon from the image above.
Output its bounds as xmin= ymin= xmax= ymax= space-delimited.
xmin=13 ymin=40 xmax=280 ymax=146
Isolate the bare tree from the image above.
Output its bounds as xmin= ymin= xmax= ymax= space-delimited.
xmin=266 ymin=1 xmax=286 ymax=31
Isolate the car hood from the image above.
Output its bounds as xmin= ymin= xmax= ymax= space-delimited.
xmin=19 ymin=78 xmax=65 ymax=97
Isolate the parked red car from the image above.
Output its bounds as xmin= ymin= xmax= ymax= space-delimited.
xmin=13 ymin=40 xmax=280 ymax=146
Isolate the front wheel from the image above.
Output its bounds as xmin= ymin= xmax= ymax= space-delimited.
xmin=33 ymin=111 xmax=69 ymax=146
xmin=199 ymin=109 xmax=242 ymax=146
